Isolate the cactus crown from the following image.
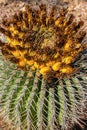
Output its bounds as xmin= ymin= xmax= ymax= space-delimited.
xmin=0 ymin=4 xmax=86 ymax=85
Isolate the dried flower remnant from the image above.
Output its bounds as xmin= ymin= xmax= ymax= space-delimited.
xmin=0 ymin=4 xmax=86 ymax=84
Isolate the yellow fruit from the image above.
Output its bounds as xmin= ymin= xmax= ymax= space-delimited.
xmin=6 ymin=37 xmax=22 ymax=46
xmin=40 ymin=67 xmax=51 ymax=75
xmin=12 ymin=50 xmax=20 ymax=57
xmin=55 ymin=19 xmax=60 ymax=26
xmin=46 ymin=61 xmax=55 ymax=67
xmin=19 ymin=59 xmax=26 ymax=67
xmin=39 ymin=64 xmax=45 ymax=69
xmin=64 ymin=39 xmax=73 ymax=51
xmin=19 ymin=33 xmax=24 ymax=39
xmin=54 ymin=52 xmax=60 ymax=58
xmin=62 ymin=56 xmax=73 ymax=64
xmin=34 ymin=62 xmax=39 ymax=69
xmin=8 ymin=26 xmax=15 ymax=32
xmin=27 ymin=60 xmax=34 ymax=66
xmin=60 ymin=66 xmax=73 ymax=73
xmin=52 ymin=62 xmax=61 ymax=71
xmin=19 ymin=50 xmax=27 ymax=57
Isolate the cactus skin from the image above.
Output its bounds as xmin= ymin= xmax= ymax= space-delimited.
xmin=0 ymin=51 xmax=87 ymax=130
xmin=0 ymin=2 xmax=87 ymax=130
xmin=0 ymin=52 xmax=87 ymax=130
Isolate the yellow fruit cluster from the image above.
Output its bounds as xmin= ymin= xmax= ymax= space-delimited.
xmin=0 ymin=4 xmax=86 ymax=81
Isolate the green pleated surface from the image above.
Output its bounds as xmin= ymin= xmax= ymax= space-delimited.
xmin=0 ymin=49 xmax=87 ymax=130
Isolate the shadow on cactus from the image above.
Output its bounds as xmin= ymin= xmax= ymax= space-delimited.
xmin=0 ymin=3 xmax=87 ymax=130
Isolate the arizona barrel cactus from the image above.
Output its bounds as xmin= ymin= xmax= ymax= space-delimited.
xmin=0 ymin=0 xmax=87 ymax=130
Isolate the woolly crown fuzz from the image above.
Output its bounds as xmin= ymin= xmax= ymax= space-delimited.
xmin=0 ymin=4 xmax=87 ymax=84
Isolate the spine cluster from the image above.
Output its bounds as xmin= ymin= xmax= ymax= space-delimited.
xmin=0 ymin=4 xmax=86 ymax=83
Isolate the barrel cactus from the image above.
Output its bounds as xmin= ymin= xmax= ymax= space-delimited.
xmin=0 ymin=0 xmax=87 ymax=130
